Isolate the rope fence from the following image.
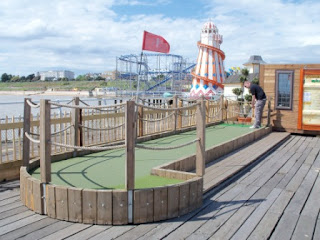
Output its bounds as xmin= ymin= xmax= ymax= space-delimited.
xmin=79 ymin=99 xmax=90 ymax=106
xmin=50 ymin=141 xmax=126 ymax=151
xmin=26 ymin=99 xmax=40 ymax=108
xmin=79 ymin=123 xmax=125 ymax=131
xmin=25 ymin=132 xmax=40 ymax=144
xmin=51 ymin=125 xmax=73 ymax=135
xmin=28 ymin=132 xmax=40 ymax=136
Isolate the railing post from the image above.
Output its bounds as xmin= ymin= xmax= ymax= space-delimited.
xmin=196 ymin=97 xmax=206 ymax=177
xmin=23 ymin=98 xmax=31 ymax=169
xmin=138 ymin=105 xmax=143 ymax=137
xmin=225 ymin=99 xmax=229 ymax=121
xmin=177 ymin=98 xmax=182 ymax=129
xmin=125 ymin=101 xmax=135 ymax=190
xmin=267 ymin=98 xmax=271 ymax=127
xmin=40 ymin=99 xmax=51 ymax=183
xmin=71 ymin=97 xmax=80 ymax=157
xmin=173 ymin=95 xmax=178 ymax=132
xmin=205 ymin=99 xmax=209 ymax=124
xmin=220 ymin=95 xmax=225 ymax=121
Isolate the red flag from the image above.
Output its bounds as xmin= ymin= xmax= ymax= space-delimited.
xmin=142 ymin=31 xmax=170 ymax=53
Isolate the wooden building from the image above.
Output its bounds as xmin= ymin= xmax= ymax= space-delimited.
xmin=259 ymin=64 xmax=320 ymax=134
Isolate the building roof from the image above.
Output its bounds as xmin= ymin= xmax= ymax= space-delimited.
xmin=225 ymin=73 xmax=259 ymax=84
xmin=243 ymin=55 xmax=266 ymax=65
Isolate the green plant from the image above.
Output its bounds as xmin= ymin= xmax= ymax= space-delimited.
xmin=244 ymin=94 xmax=252 ymax=102
xmin=252 ymin=77 xmax=259 ymax=85
xmin=232 ymin=88 xmax=243 ymax=98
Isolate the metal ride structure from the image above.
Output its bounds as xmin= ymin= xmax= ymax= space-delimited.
xmin=116 ymin=53 xmax=195 ymax=93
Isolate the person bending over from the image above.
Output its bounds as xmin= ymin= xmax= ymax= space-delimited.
xmin=243 ymin=80 xmax=267 ymax=129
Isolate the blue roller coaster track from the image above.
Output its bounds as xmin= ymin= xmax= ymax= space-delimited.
xmin=146 ymin=63 xmax=195 ymax=91
xmin=117 ymin=53 xmax=195 ymax=91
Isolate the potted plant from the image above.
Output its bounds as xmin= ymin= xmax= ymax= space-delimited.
xmin=237 ymin=94 xmax=253 ymax=122
xmin=232 ymin=68 xmax=253 ymax=123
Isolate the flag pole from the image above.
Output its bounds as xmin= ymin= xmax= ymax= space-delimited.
xmin=136 ymin=51 xmax=143 ymax=102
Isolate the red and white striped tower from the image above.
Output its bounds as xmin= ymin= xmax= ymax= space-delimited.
xmin=190 ymin=21 xmax=226 ymax=98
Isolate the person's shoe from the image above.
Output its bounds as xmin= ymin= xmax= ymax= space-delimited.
xmin=249 ymin=125 xmax=259 ymax=129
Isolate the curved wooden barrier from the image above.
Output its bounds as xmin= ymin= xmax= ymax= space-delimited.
xmin=20 ymin=126 xmax=271 ymax=225
xmin=20 ymin=167 xmax=203 ymax=225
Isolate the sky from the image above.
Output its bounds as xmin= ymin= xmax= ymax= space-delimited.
xmin=0 ymin=0 xmax=320 ymax=76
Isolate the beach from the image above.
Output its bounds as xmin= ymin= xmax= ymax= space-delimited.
xmin=0 ymin=90 xmax=91 ymax=96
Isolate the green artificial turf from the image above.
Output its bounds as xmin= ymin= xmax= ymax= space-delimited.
xmin=30 ymin=123 xmax=253 ymax=189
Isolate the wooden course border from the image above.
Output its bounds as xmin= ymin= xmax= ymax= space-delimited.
xmin=151 ymin=126 xmax=272 ymax=177
xmin=19 ymin=125 xmax=270 ymax=225
xmin=20 ymin=167 xmax=203 ymax=225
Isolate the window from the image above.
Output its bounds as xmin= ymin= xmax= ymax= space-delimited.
xmin=275 ymin=70 xmax=294 ymax=110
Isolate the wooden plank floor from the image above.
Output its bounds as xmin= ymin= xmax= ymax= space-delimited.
xmin=203 ymin=132 xmax=290 ymax=193
xmin=1 ymin=134 xmax=320 ymax=239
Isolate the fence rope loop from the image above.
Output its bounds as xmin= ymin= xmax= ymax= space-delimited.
xmin=50 ymin=141 xmax=126 ymax=151
xmin=26 ymin=99 xmax=40 ymax=108
xmin=29 ymin=132 xmax=40 ymax=136
xmin=135 ymin=138 xmax=199 ymax=151
xmin=78 ymin=99 xmax=90 ymax=106
xmin=51 ymin=125 xmax=73 ymax=135
xmin=25 ymin=132 xmax=40 ymax=144
xmin=79 ymin=123 xmax=125 ymax=131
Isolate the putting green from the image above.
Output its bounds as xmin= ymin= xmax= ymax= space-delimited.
xmin=30 ymin=123 xmax=253 ymax=189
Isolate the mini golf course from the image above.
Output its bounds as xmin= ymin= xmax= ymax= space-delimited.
xmin=30 ymin=123 xmax=253 ymax=189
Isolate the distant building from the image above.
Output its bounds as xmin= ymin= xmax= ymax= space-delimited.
xmin=224 ymin=55 xmax=266 ymax=99
xmin=37 ymin=70 xmax=75 ymax=81
xmin=85 ymin=73 xmax=102 ymax=79
xmin=243 ymin=55 xmax=266 ymax=74
xmin=101 ymin=70 xmax=120 ymax=81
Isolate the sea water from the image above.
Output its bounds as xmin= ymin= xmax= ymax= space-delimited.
xmin=0 ymin=95 xmax=117 ymax=120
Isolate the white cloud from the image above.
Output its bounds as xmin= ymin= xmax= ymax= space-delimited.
xmin=203 ymin=0 xmax=320 ymax=68
xmin=0 ymin=0 xmax=319 ymax=76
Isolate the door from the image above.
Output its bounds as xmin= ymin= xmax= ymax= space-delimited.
xmin=298 ymin=69 xmax=320 ymax=131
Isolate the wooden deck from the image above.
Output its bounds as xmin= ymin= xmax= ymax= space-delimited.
xmin=1 ymin=134 xmax=320 ymax=239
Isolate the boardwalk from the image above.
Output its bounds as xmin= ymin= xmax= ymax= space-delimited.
xmin=0 ymin=134 xmax=320 ymax=239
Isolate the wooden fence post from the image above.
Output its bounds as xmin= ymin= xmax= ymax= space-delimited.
xmin=177 ymin=98 xmax=182 ymax=129
xmin=225 ymin=99 xmax=229 ymax=121
xmin=125 ymin=101 xmax=135 ymax=190
xmin=220 ymin=95 xmax=225 ymax=121
xmin=138 ymin=106 xmax=143 ymax=137
xmin=173 ymin=95 xmax=178 ymax=132
xmin=196 ymin=98 xmax=206 ymax=176
xmin=40 ymin=99 xmax=51 ymax=183
xmin=267 ymin=98 xmax=271 ymax=127
xmin=71 ymin=97 xmax=80 ymax=157
xmin=23 ymin=98 xmax=31 ymax=169
xmin=205 ymin=99 xmax=209 ymax=124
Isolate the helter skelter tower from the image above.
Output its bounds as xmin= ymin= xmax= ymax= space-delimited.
xmin=190 ymin=21 xmax=226 ymax=97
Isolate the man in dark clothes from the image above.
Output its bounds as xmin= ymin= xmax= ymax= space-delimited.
xmin=244 ymin=80 xmax=267 ymax=128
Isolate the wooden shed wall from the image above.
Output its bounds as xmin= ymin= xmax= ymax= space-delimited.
xmin=260 ymin=64 xmax=320 ymax=134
